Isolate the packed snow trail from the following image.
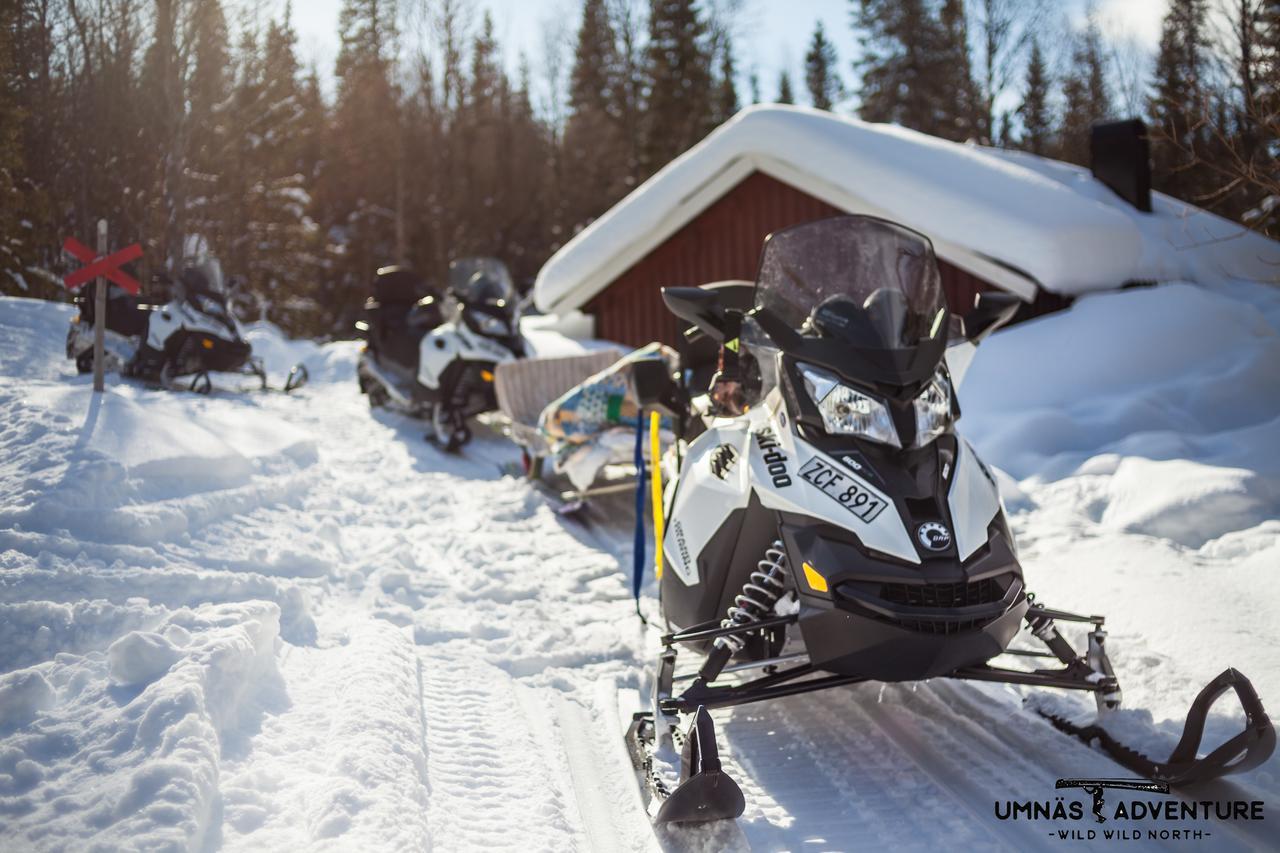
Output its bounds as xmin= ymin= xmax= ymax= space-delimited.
xmin=1 ymin=288 xmax=1278 ymax=851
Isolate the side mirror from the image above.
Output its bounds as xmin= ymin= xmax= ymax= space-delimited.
xmin=964 ymin=291 xmax=1021 ymax=343
xmin=662 ymin=287 xmax=731 ymax=343
xmin=632 ymin=357 xmax=673 ymax=406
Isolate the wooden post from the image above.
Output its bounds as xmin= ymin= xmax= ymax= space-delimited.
xmin=93 ymin=218 xmax=107 ymax=393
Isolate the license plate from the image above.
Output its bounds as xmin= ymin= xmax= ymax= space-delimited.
xmin=798 ymin=456 xmax=888 ymax=523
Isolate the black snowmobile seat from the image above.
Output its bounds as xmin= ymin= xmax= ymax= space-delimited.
xmin=77 ymin=284 xmax=150 ymax=338
xmin=373 ymin=266 xmax=431 ymax=305
xmin=366 ymin=267 xmax=442 ymax=369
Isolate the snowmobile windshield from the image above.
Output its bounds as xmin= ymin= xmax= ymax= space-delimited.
xmin=182 ymin=258 xmax=227 ymax=298
xmin=754 ymin=216 xmax=946 ymax=351
xmin=449 ymin=258 xmax=515 ymax=308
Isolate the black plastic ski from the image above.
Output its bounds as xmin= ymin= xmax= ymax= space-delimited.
xmin=1039 ymin=668 xmax=1276 ymax=786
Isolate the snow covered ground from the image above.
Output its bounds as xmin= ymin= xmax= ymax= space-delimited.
xmin=0 ymin=283 xmax=1277 ymax=851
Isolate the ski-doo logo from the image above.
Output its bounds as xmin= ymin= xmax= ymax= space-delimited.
xmin=754 ymin=428 xmax=792 ymax=488
xmin=709 ymin=444 xmax=738 ymax=480
xmin=916 ymin=521 xmax=952 ymax=552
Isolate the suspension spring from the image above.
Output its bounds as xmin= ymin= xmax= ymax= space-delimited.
xmin=714 ymin=540 xmax=789 ymax=655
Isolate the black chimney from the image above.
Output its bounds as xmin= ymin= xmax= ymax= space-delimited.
xmin=1090 ymin=119 xmax=1152 ymax=213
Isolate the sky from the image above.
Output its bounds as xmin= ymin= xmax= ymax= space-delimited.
xmin=257 ymin=0 xmax=1170 ymax=111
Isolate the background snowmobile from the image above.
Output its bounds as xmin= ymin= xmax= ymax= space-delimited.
xmin=626 ymin=215 xmax=1275 ymax=825
xmin=66 ymin=258 xmax=307 ymax=394
xmin=357 ymin=258 xmax=525 ymax=450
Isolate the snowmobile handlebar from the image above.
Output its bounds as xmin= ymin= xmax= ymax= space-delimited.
xmin=964 ymin=291 xmax=1021 ymax=343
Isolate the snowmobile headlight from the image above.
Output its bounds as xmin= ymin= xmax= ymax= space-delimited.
xmin=472 ymin=312 xmax=509 ymax=337
xmin=799 ymin=364 xmax=900 ymax=448
xmin=911 ymin=368 xmax=952 ymax=448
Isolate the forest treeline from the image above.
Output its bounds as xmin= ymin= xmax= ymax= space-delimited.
xmin=1 ymin=0 xmax=1276 ymax=336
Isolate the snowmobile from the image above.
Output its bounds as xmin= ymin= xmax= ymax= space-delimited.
xmin=625 ymin=215 xmax=1275 ymax=825
xmin=65 ymin=258 xmax=308 ymax=394
xmin=356 ymin=258 xmax=525 ymax=450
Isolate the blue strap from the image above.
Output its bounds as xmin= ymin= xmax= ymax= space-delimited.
xmin=632 ymin=414 xmax=647 ymax=600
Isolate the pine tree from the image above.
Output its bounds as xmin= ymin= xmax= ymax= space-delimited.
xmin=0 ymin=1 xmax=25 ymax=291
xmin=457 ymin=12 xmax=503 ymax=255
xmin=563 ymin=0 xmax=627 ymax=228
xmin=642 ymin=0 xmax=713 ymax=173
xmin=1018 ymin=38 xmax=1051 ymax=155
xmin=324 ymin=0 xmax=401 ymax=333
xmin=495 ymin=63 xmax=554 ymax=281
xmin=853 ymin=0 xmax=975 ymax=140
xmin=238 ymin=9 xmax=322 ymax=325
xmin=971 ymin=0 xmax=1049 ymax=145
xmin=804 ymin=20 xmax=842 ymax=110
xmin=938 ymin=0 xmax=982 ymax=140
xmin=186 ymin=1 xmax=233 ymax=263
xmin=607 ymin=0 xmax=648 ymax=189
xmin=1058 ymin=16 xmax=1110 ymax=166
xmin=776 ymin=69 xmax=795 ymax=104
xmin=712 ymin=34 xmax=740 ymax=123
xmin=140 ymin=0 xmax=190 ymax=269
xmin=1149 ymin=0 xmax=1213 ymax=201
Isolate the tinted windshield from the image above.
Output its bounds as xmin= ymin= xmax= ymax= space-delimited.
xmin=448 ymin=257 xmax=514 ymax=305
xmin=754 ymin=216 xmax=946 ymax=350
xmin=181 ymin=257 xmax=227 ymax=297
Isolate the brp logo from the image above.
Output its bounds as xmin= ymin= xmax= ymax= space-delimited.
xmin=917 ymin=521 xmax=952 ymax=552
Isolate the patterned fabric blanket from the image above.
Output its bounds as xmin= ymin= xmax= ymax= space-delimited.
xmin=537 ymin=343 xmax=678 ymax=445
xmin=537 ymin=343 xmax=679 ymax=491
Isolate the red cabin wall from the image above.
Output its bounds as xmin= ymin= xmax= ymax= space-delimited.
xmin=583 ymin=171 xmax=1058 ymax=349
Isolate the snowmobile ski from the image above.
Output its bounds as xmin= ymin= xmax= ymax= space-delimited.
xmin=1037 ymin=667 xmax=1276 ymax=787
xmin=626 ymin=706 xmax=745 ymax=825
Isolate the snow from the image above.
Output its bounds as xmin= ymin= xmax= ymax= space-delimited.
xmin=1 ymin=283 xmax=1278 ymax=851
xmin=534 ymin=104 xmax=1280 ymax=314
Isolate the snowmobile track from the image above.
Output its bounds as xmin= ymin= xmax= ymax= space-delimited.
xmin=418 ymin=653 xmax=589 ymax=851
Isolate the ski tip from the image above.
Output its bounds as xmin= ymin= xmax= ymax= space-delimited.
xmin=653 ymin=771 xmax=746 ymax=825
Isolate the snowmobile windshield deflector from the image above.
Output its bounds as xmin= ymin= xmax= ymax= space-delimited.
xmin=754 ymin=216 xmax=946 ymax=351
xmin=448 ymin=257 xmax=515 ymax=304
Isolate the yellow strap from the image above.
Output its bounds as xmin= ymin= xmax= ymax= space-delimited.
xmin=649 ymin=410 xmax=664 ymax=580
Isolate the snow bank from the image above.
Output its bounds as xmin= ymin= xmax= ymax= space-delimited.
xmin=1099 ymin=457 xmax=1274 ymax=547
xmin=536 ymin=105 xmax=1280 ymax=314
xmin=1 ymin=382 xmax=317 ymax=545
xmin=963 ymin=282 xmax=1280 ymax=483
xmin=0 ymin=602 xmax=281 ymax=851
xmin=0 ymin=296 xmax=76 ymax=382
xmin=242 ymin=320 xmax=361 ymax=385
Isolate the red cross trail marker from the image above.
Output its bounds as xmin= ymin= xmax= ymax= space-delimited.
xmin=62 ymin=237 xmax=143 ymax=295
xmin=64 ymin=221 xmax=138 ymax=392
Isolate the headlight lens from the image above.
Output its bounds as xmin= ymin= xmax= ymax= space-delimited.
xmin=472 ymin=312 xmax=509 ymax=336
xmin=799 ymin=363 xmax=900 ymax=447
xmin=912 ymin=368 xmax=952 ymax=448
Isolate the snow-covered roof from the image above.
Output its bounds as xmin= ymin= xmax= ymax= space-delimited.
xmin=534 ymin=104 xmax=1280 ymax=314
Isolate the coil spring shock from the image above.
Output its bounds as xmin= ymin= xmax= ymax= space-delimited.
xmin=697 ymin=541 xmax=789 ymax=683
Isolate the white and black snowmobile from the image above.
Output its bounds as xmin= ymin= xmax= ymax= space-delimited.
xmin=356 ymin=258 xmax=525 ymax=450
xmin=625 ymin=215 xmax=1275 ymax=824
xmin=65 ymin=258 xmax=307 ymax=394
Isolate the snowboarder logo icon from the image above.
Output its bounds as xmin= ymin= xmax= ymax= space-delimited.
xmin=917 ymin=521 xmax=952 ymax=551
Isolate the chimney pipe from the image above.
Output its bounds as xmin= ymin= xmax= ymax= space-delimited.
xmin=1090 ymin=119 xmax=1152 ymax=213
